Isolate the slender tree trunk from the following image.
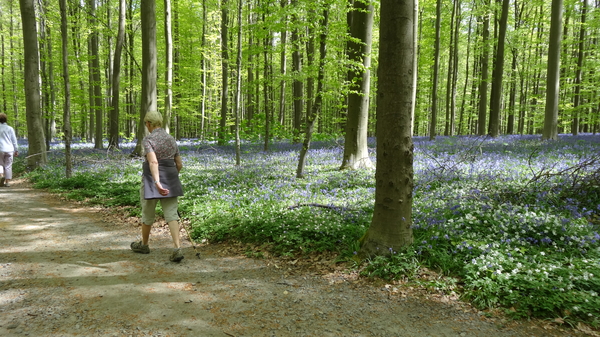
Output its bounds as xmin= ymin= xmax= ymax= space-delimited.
xmin=489 ymin=0 xmax=509 ymax=137
xmin=430 ymin=0 xmax=441 ymax=140
xmin=10 ymin=3 xmax=20 ymax=137
xmin=297 ymin=8 xmax=329 ymax=178
xmin=219 ymin=0 xmax=229 ymax=145
xmin=263 ymin=11 xmax=273 ymax=151
xmin=572 ymin=0 xmax=586 ymax=135
xmin=478 ymin=1 xmax=490 ymax=136
xmin=458 ymin=15 xmax=473 ymax=135
xmin=164 ymin=0 xmax=173 ymax=134
xmin=87 ymin=0 xmax=103 ymax=148
xmin=291 ymin=0 xmax=303 ymax=142
xmin=444 ymin=0 xmax=457 ymax=136
xmin=200 ymin=0 xmax=208 ymax=138
xmin=543 ymin=0 xmax=563 ymax=140
xmin=59 ymin=0 xmax=72 ymax=177
xmin=278 ymin=0 xmax=288 ymax=125
xmin=234 ymin=0 xmax=242 ymax=166
xmin=109 ymin=0 xmax=126 ymax=149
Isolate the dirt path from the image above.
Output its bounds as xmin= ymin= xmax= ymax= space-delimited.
xmin=0 ymin=180 xmax=589 ymax=337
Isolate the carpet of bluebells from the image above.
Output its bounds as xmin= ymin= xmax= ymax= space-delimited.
xmin=18 ymin=134 xmax=600 ymax=325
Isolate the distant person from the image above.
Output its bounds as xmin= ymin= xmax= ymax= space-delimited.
xmin=0 ymin=113 xmax=18 ymax=187
xmin=130 ymin=110 xmax=185 ymax=262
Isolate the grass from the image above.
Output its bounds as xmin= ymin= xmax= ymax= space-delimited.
xmin=15 ymin=134 xmax=600 ymax=327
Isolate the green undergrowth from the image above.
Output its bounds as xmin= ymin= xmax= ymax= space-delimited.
xmin=14 ymin=135 xmax=600 ymax=328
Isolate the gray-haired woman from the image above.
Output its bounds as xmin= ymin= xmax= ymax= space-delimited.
xmin=130 ymin=110 xmax=185 ymax=262
xmin=0 ymin=113 xmax=18 ymax=187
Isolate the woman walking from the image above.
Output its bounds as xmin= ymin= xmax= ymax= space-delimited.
xmin=130 ymin=110 xmax=185 ymax=262
xmin=0 ymin=113 xmax=18 ymax=187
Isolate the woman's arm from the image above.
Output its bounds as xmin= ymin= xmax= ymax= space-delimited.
xmin=175 ymin=154 xmax=183 ymax=173
xmin=146 ymin=151 xmax=169 ymax=195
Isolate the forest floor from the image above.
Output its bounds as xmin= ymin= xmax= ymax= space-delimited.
xmin=0 ymin=179 xmax=597 ymax=337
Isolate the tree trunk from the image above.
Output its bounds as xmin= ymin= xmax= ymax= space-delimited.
xmin=87 ymin=0 xmax=103 ymax=149
xmin=542 ymin=0 xmax=563 ymax=140
xmin=59 ymin=0 xmax=72 ymax=177
xmin=109 ymin=0 xmax=126 ymax=149
xmin=291 ymin=0 xmax=303 ymax=142
xmin=296 ymin=8 xmax=329 ymax=179
xmin=360 ymin=0 xmax=414 ymax=256
xmin=478 ymin=1 xmax=490 ymax=136
xmin=340 ymin=0 xmax=374 ymax=170
xmin=200 ymin=0 xmax=208 ymax=138
xmin=488 ymin=0 xmax=509 ymax=137
xmin=9 ymin=3 xmax=20 ymax=137
xmin=218 ymin=0 xmax=229 ymax=145
xmin=429 ymin=0 xmax=441 ymax=140
xmin=278 ymin=0 xmax=288 ymax=126
xmin=572 ymin=0 xmax=586 ymax=136
xmin=19 ymin=0 xmax=47 ymax=168
xmin=133 ymin=0 xmax=158 ymax=157
xmin=164 ymin=0 xmax=173 ymax=134
xmin=234 ymin=0 xmax=242 ymax=166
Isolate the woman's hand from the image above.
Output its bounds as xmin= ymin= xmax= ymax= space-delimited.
xmin=155 ymin=181 xmax=170 ymax=196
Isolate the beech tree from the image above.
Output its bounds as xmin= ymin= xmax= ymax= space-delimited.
xmin=360 ymin=0 xmax=415 ymax=255
xmin=19 ymin=0 xmax=47 ymax=169
xmin=59 ymin=0 xmax=72 ymax=177
xmin=543 ymin=0 xmax=563 ymax=140
xmin=132 ymin=0 xmax=158 ymax=157
xmin=340 ymin=0 xmax=374 ymax=170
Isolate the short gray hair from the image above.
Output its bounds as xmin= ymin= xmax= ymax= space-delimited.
xmin=144 ymin=110 xmax=163 ymax=127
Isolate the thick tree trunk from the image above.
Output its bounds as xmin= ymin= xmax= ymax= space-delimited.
xmin=133 ymin=0 xmax=158 ymax=157
xmin=340 ymin=0 xmax=374 ymax=170
xmin=360 ymin=0 xmax=414 ymax=256
xmin=19 ymin=0 xmax=47 ymax=168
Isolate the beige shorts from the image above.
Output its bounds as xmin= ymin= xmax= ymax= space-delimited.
xmin=140 ymin=185 xmax=179 ymax=225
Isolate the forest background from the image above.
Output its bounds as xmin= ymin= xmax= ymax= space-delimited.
xmin=1 ymin=0 xmax=598 ymax=146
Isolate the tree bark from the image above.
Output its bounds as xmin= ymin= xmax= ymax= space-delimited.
xmin=19 ymin=0 xmax=47 ymax=169
xmin=234 ymin=0 xmax=242 ymax=166
xmin=218 ymin=0 xmax=229 ymax=145
xmin=489 ymin=0 xmax=509 ymax=137
xmin=572 ymin=0 xmax=586 ymax=136
xmin=87 ymin=0 xmax=103 ymax=149
xmin=340 ymin=0 xmax=374 ymax=170
xmin=132 ymin=0 xmax=158 ymax=157
xmin=164 ymin=0 xmax=174 ymax=134
xmin=59 ymin=0 xmax=72 ymax=177
xmin=360 ymin=0 xmax=414 ymax=255
xmin=477 ymin=1 xmax=490 ymax=136
xmin=430 ymin=0 xmax=441 ymax=140
xmin=297 ymin=8 xmax=329 ymax=179
xmin=109 ymin=0 xmax=126 ymax=149
xmin=542 ymin=0 xmax=563 ymax=140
